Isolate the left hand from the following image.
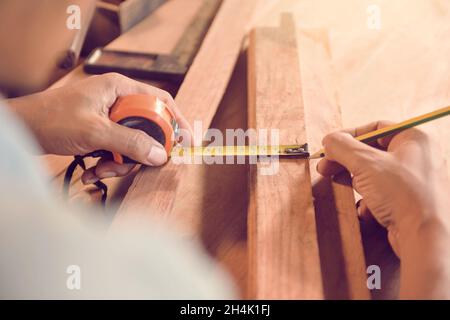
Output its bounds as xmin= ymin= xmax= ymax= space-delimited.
xmin=8 ymin=73 xmax=193 ymax=184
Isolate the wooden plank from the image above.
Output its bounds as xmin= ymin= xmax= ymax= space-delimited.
xmin=172 ymin=0 xmax=222 ymax=67
xmin=115 ymin=0 xmax=260 ymax=222
xmin=299 ymin=31 xmax=370 ymax=299
xmin=247 ymin=14 xmax=323 ymax=299
xmin=169 ymin=52 xmax=250 ymax=296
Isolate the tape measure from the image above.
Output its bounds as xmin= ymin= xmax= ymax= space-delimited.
xmin=64 ymin=94 xmax=309 ymax=206
xmin=171 ymin=145 xmax=310 ymax=157
xmin=64 ymin=94 xmax=180 ymax=207
xmin=110 ymin=95 xmax=310 ymax=161
xmin=109 ymin=95 xmax=309 ymax=161
xmin=109 ymin=94 xmax=180 ymax=164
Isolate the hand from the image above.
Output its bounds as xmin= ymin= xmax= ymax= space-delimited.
xmin=317 ymin=121 xmax=450 ymax=257
xmin=8 ymin=73 xmax=193 ymax=184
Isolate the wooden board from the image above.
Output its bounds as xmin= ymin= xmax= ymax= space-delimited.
xmin=172 ymin=0 xmax=223 ymax=67
xmin=247 ymin=14 xmax=323 ymax=299
xmin=299 ymin=30 xmax=369 ymax=299
xmin=170 ymin=52 xmax=250 ymax=296
xmin=115 ymin=0 xmax=260 ymax=222
xmin=247 ymin=0 xmax=408 ymax=299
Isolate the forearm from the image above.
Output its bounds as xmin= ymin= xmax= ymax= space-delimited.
xmin=397 ymin=180 xmax=450 ymax=299
xmin=399 ymin=221 xmax=450 ymax=299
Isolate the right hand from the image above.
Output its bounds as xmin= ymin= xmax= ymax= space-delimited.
xmin=317 ymin=121 xmax=450 ymax=257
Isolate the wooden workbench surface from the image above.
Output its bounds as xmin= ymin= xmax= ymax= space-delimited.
xmin=40 ymin=0 xmax=450 ymax=299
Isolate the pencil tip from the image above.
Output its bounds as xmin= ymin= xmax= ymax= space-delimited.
xmin=309 ymin=151 xmax=324 ymax=159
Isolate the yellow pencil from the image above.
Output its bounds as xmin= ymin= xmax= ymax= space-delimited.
xmin=309 ymin=106 xmax=450 ymax=159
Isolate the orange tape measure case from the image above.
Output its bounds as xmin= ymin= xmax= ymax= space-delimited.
xmin=109 ymin=94 xmax=179 ymax=164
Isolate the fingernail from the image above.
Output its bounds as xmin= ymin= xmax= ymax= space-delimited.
xmin=98 ymin=172 xmax=117 ymax=179
xmin=147 ymin=146 xmax=168 ymax=166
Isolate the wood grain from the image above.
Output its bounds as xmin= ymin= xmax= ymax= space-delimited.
xmin=115 ymin=0 xmax=260 ymax=221
xmin=171 ymin=52 xmax=250 ymax=296
xmin=247 ymin=14 xmax=323 ymax=299
xmin=299 ymin=31 xmax=370 ymax=299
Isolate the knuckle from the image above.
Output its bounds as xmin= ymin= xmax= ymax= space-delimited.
xmin=157 ymin=89 xmax=173 ymax=103
xmin=322 ymin=132 xmax=343 ymax=148
xmin=322 ymin=133 xmax=334 ymax=147
xmin=378 ymin=120 xmax=395 ymax=128
xmin=410 ymin=127 xmax=433 ymax=142
xmin=103 ymin=72 xmax=126 ymax=84
xmin=396 ymin=126 xmax=433 ymax=145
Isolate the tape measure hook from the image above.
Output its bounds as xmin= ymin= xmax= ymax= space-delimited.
xmin=284 ymin=143 xmax=310 ymax=157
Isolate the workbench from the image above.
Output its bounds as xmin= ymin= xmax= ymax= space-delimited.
xmin=40 ymin=0 xmax=450 ymax=299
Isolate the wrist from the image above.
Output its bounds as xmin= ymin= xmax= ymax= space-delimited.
xmin=7 ymin=94 xmax=40 ymax=126
xmin=397 ymin=215 xmax=450 ymax=299
xmin=7 ymin=93 xmax=47 ymax=152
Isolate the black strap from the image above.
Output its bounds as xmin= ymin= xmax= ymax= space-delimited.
xmin=63 ymin=154 xmax=108 ymax=207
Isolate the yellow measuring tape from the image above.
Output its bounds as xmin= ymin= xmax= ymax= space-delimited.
xmin=171 ymin=144 xmax=310 ymax=157
xmin=172 ymin=106 xmax=450 ymax=159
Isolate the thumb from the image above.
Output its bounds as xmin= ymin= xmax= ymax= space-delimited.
xmin=101 ymin=121 xmax=168 ymax=166
xmin=322 ymin=132 xmax=383 ymax=175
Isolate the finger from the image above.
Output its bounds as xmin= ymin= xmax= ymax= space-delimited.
xmin=81 ymin=167 xmax=99 ymax=185
xmin=316 ymin=158 xmax=347 ymax=176
xmin=98 ymin=120 xmax=168 ymax=166
xmin=317 ymin=121 xmax=395 ymax=177
xmin=95 ymin=159 xmax=136 ymax=179
xmin=341 ymin=120 xmax=395 ymax=149
xmin=322 ymin=131 xmax=384 ymax=175
xmin=356 ymin=199 xmax=374 ymax=222
xmin=388 ymin=125 xmax=437 ymax=155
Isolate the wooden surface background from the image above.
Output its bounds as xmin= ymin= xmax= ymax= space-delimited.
xmin=39 ymin=0 xmax=450 ymax=299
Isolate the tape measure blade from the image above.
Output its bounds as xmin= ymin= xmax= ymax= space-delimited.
xmin=171 ymin=145 xmax=308 ymax=157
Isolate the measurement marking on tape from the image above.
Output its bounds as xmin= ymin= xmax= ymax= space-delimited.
xmin=171 ymin=144 xmax=309 ymax=157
